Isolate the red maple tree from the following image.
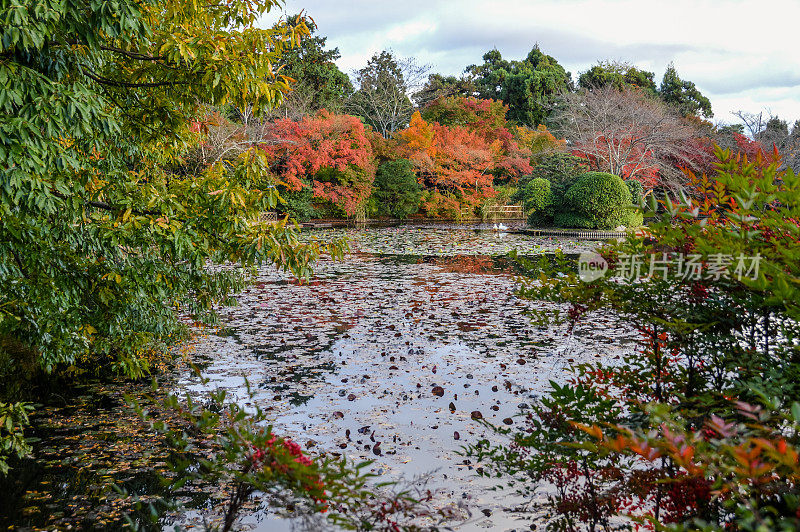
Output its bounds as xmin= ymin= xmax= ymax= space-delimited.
xmin=260 ymin=110 xmax=376 ymax=216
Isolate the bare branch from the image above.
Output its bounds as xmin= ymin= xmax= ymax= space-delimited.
xmin=552 ymin=85 xmax=701 ymax=189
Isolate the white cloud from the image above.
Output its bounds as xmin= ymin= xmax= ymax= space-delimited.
xmin=384 ymin=19 xmax=437 ymax=43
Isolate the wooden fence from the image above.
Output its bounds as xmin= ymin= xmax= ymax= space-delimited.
xmin=461 ymin=204 xmax=526 ymax=221
xmin=521 ymin=228 xmax=627 ymax=239
xmin=257 ymin=211 xmax=278 ymax=224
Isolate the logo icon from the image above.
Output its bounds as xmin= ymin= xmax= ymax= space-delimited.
xmin=578 ymin=251 xmax=608 ymax=282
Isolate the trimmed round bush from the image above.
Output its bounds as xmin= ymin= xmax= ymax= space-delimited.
xmin=565 ymin=172 xmax=630 ymax=216
xmin=523 ymin=178 xmax=553 ymax=212
xmin=523 ymin=178 xmax=554 ymax=226
xmin=553 ymin=211 xmax=595 ymax=228
xmin=562 ymin=171 xmax=642 ymax=229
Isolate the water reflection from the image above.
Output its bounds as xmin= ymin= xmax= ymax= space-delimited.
xmin=2 ymin=226 xmax=627 ymax=531
xmin=181 ymin=229 xmax=634 ymax=530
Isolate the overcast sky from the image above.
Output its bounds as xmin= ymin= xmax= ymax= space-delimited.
xmin=261 ymin=0 xmax=800 ymax=127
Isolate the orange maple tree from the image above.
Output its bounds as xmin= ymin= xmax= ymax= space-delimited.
xmin=395 ymin=110 xmax=532 ymax=205
xmin=513 ymin=124 xmax=566 ymax=162
xmin=423 ymin=96 xmax=512 ymax=147
xmin=421 ymin=96 xmax=537 ymax=173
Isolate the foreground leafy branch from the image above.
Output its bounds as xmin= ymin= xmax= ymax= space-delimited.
xmin=468 ymin=147 xmax=800 ymax=530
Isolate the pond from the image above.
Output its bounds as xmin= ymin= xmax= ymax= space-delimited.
xmin=179 ymin=222 xmax=637 ymax=530
xmin=0 ymin=222 xmax=636 ymax=531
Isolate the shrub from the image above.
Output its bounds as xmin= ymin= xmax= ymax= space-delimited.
xmin=468 ymin=147 xmax=800 ymax=531
xmin=419 ymin=191 xmax=461 ymax=219
xmin=522 ymin=178 xmax=554 ymax=226
xmin=371 ymin=160 xmax=423 ymax=219
xmin=523 ymin=153 xmax=587 ymax=195
xmin=565 ymin=171 xmax=630 ymax=216
xmin=562 ymin=171 xmax=641 ymax=228
xmin=620 ymin=208 xmax=643 ymax=228
xmin=552 ymin=211 xmax=595 ymax=228
xmin=280 ymin=185 xmax=317 ymax=222
xmin=624 ymin=203 xmax=644 ymax=226
xmin=0 ymin=402 xmax=33 ymax=475
xmin=626 ymin=178 xmax=644 ymax=203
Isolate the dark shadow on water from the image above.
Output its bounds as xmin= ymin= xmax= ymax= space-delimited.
xmin=375 ymin=252 xmax=579 ymax=277
xmin=0 ymin=375 xmax=225 ymax=532
xmin=260 ymin=359 xmax=337 ymax=406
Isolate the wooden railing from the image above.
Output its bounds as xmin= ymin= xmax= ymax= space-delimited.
xmin=257 ymin=211 xmax=278 ymax=224
xmin=461 ymin=204 xmax=526 ymax=221
xmin=522 ymin=228 xmax=627 ymax=239
xmin=483 ymin=204 xmax=525 ymax=221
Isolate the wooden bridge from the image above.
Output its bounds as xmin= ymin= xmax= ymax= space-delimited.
xmin=461 ymin=204 xmax=526 ymax=221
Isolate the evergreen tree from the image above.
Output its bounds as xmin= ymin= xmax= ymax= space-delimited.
xmin=659 ymin=63 xmax=713 ymax=118
xmin=466 ymin=46 xmax=573 ymax=127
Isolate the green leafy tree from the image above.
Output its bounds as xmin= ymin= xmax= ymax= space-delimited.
xmin=514 ymin=153 xmax=586 ymax=213
xmin=347 ymin=51 xmax=428 ymax=137
xmin=659 ymin=63 xmax=713 ymax=118
xmin=371 ymin=159 xmax=422 ymax=219
xmin=578 ymin=60 xmax=657 ymax=95
xmin=466 ymin=46 xmax=573 ymax=127
xmin=270 ymin=15 xmax=353 ymax=118
xmin=716 ymin=123 xmax=745 ymax=136
xmin=524 ymin=152 xmax=587 ymax=195
xmin=0 ymin=0 xmax=340 ymax=379
xmin=414 ymin=72 xmax=476 ymax=107
xmin=763 ymin=116 xmax=790 ymax=137
xmin=757 ymin=115 xmax=793 ymax=155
